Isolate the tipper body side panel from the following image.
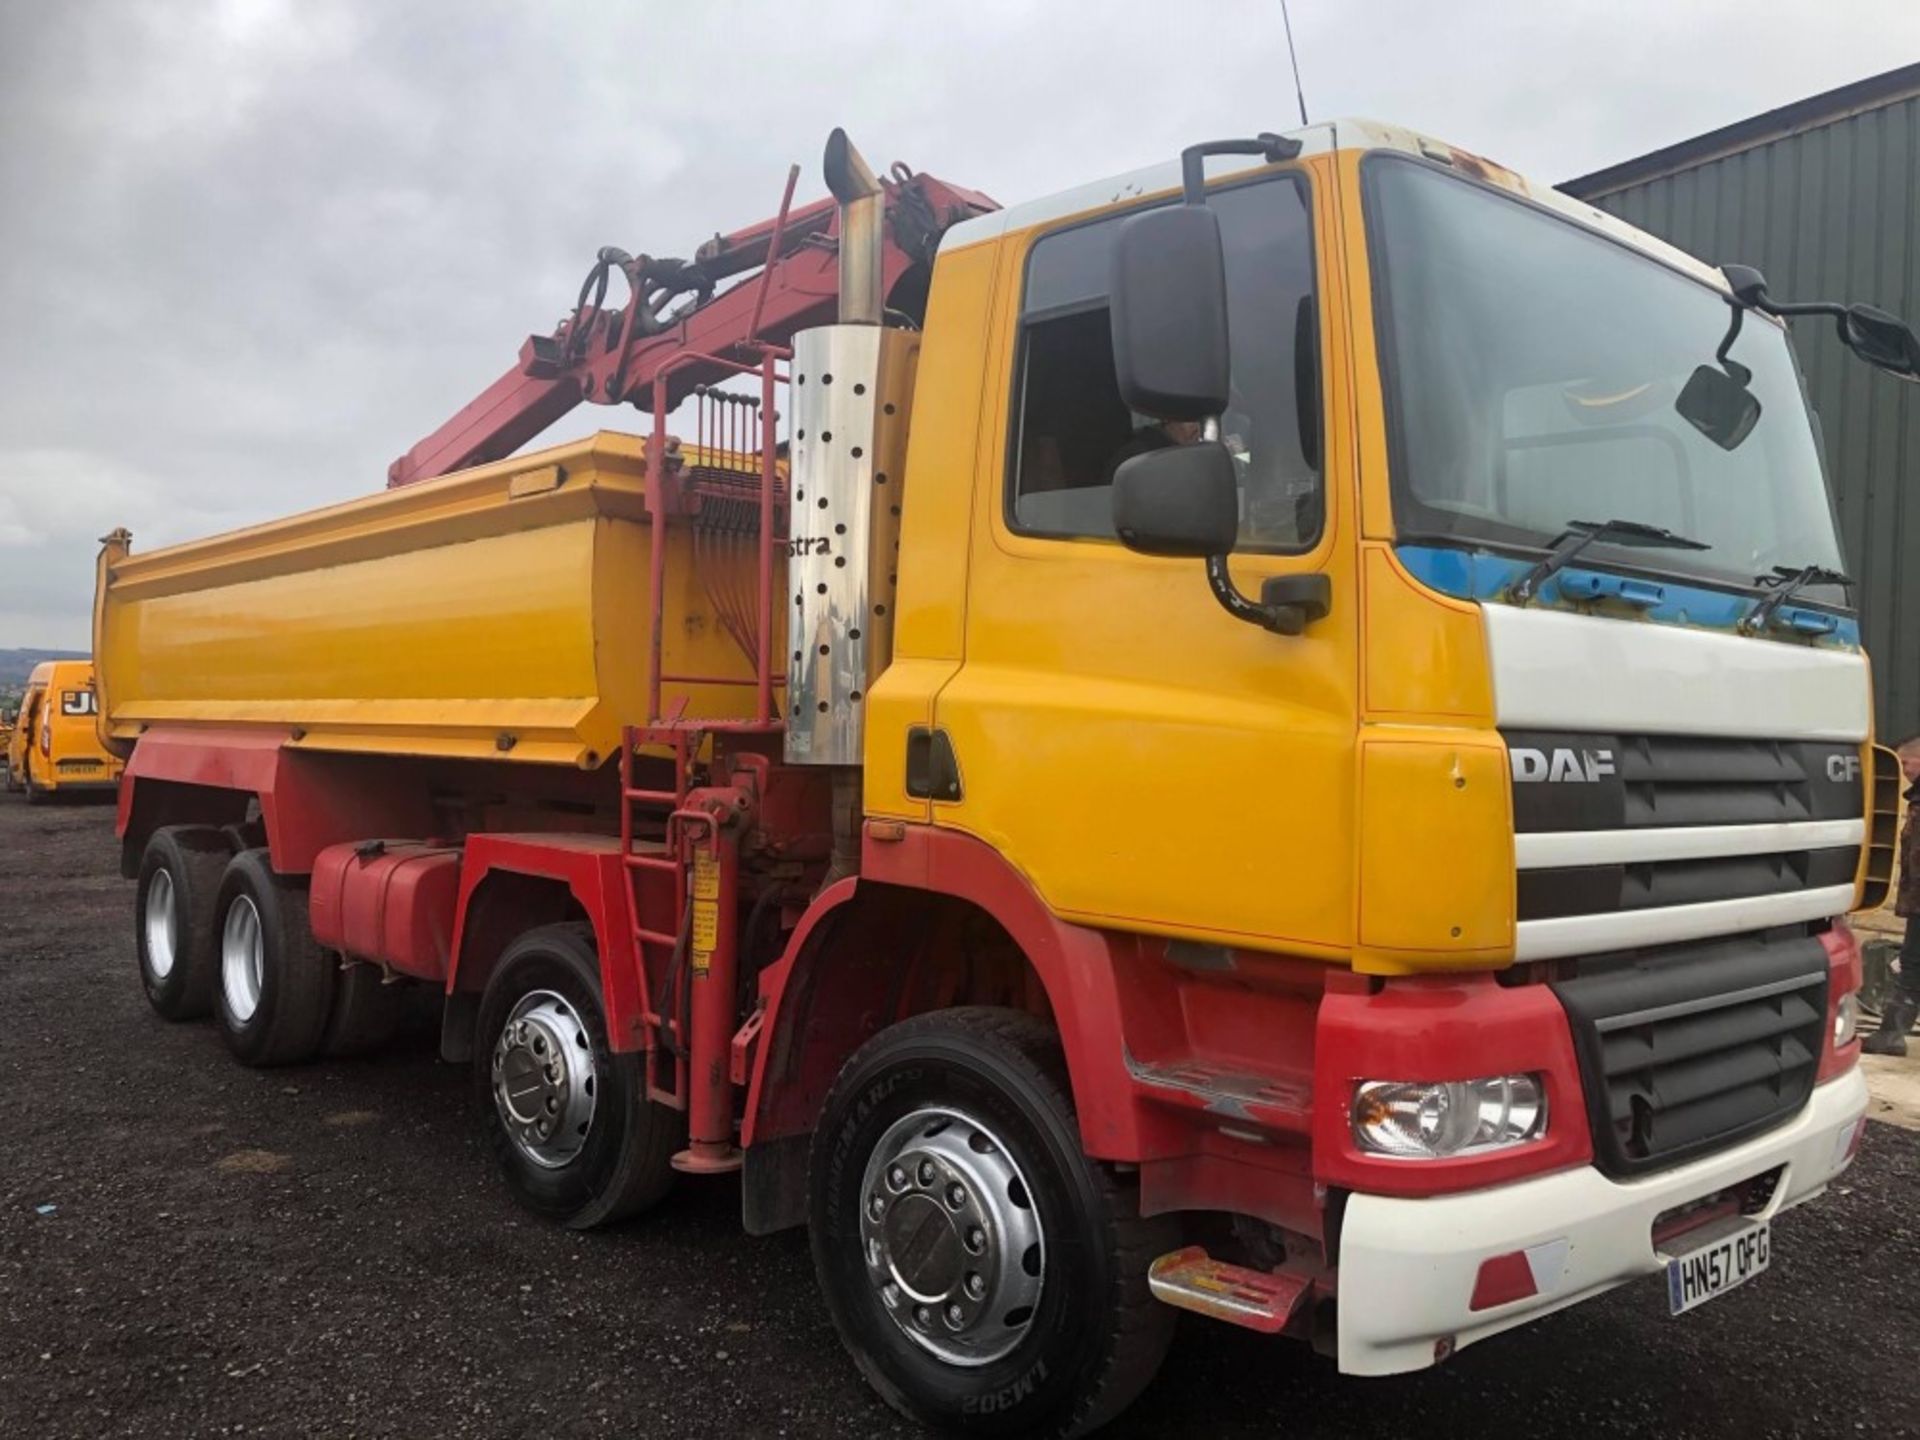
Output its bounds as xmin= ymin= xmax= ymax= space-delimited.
xmin=95 ymin=433 xmax=779 ymax=768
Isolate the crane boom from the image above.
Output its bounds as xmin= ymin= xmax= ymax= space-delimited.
xmin=387 ymin=163 xmax=996 ymax=487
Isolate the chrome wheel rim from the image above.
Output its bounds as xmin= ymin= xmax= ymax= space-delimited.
xmin=145 ymin=869 xmax=178 ymax=980
xmin=220 ymin=894 xmax=264 ymax=1023
xmin=859 ymin=1106 xmax=1046 ymax=1367
xmin=491 ymin=990 xmax=597 ymax=1169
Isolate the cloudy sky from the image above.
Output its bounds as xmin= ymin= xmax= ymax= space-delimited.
xmin=2 ymin=0 xmax=1916 ymax=649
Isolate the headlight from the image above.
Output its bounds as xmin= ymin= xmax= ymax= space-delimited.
xmin=1352 ymin=1074 xmax=1548 ymax=1160
xmin=1834 ymin=992 xmax=1859 ymax=1048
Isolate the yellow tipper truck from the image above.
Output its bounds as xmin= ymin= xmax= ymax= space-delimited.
xmin=94 ymin=122 xmax=1919 ymax=1433
xmin=6 ymin=659 xmax=121 ymax=803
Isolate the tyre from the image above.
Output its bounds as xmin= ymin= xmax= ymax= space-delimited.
xmin=322 ymin=959 xmax=407 ymax=1057
xmin=809 ymin=1008 xmax=1177 ymax=1438
xmin=134 ymin=825 xmax=229 ymax=1020
xmin=23 ymin=763 xmax=44 ymax=805
xmin=474 ymin=922 xmax=680 ymax=1229
xmin=213 ymin=849 xmax=333 ymax=1066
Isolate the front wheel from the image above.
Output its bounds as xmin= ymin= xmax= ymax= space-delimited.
xmin=809 ymin=1008 xmax=1176 ymax=1438
xmin=474 ymin=923 xmax=680 ymax=1229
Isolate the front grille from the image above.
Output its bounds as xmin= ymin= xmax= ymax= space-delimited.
xmin=1518 ymin=845 xmax=1859 ymax=920
xmin=1507 ymin=732 xmax=1862 ymax=833
xmin=1550 ymin=930 xmax=1827 ymax=1178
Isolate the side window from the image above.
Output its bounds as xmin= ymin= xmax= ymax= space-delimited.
xmin=1008 ymin=176 xmax=1322 ymax=550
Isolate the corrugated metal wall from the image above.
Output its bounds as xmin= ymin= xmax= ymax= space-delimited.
xmin=1572 ymin=95 xmax=1920 ymax=740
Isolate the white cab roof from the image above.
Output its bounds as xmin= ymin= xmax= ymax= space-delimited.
xmin=942 ymin=117 xmax=1730 ymax=296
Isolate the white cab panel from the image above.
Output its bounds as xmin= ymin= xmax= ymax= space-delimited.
xmin=1484 ymin=605 xmax=1870 ymax=743
xmin=1514 ymin=818 xmax=1865 ymax=870
xmin=1513 ymin=884 xmax=1856 ymax=963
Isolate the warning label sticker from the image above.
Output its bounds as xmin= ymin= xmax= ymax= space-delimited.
xmin=692 ymin=850 xmax=720 ymax=901
xmin=692 ymin=902 xmax=718 ymax=965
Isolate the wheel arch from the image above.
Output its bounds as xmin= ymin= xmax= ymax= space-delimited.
xmin=441 ymin=837 xmax=639 ymax=1064
xmin=117 ymin=725 xmax=437 ymax=878
xmin=119 ymin=778 xmax=252 ymax=877
xmin=741 ymin=827 xmax=1146 ymax=1232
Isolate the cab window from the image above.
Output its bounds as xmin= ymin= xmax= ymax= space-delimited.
xmin=1007 ymin=175 xmax=1322 ymax=551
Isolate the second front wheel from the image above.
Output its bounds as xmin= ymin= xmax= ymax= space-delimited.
xmin=474 ymin=923 xmax=680 ymax=1230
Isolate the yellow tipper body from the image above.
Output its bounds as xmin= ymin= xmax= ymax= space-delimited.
xmin=94 ymin=433 xmax=771 ymax=768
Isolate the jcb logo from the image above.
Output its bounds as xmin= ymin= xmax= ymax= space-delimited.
xmin=1511 ymin=746 xmax=1616 ymax=784
xmin=60 ymin=689 xmax=97 ymax=717
xmin=1826 ymin=753 xmax=1861 ymax=784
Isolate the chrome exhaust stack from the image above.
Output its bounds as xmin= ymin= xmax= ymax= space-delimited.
xmin=785 ymin=133 xmax=918 ymax=796
xmin=823 ymin=127 xmax=885 ymax=326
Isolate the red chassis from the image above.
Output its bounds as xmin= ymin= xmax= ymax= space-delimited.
xmin=119 ymin=724 xmax=1864 ymax=1251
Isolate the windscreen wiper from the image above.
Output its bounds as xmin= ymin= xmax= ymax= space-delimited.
xmin=1507 ymin=518 xmax=1711 ymax=605
xmin=1740 ymin=563 xmax=1852 ymax=634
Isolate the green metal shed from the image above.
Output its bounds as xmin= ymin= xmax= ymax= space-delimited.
xmin=1563 ymin=64 xmax=1920 ymax=740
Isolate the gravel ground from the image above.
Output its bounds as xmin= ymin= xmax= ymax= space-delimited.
xmin=3 ymin=791 xmax=1917 ymax=1439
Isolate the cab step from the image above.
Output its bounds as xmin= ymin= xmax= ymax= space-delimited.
xmin=1146 ymin=1247 xmax=1314 ymax=1333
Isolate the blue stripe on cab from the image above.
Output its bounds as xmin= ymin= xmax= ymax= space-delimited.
xmin=1393 ymin=544 xmax=1860 ymax=648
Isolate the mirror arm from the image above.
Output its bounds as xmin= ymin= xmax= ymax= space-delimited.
xmin=1757 ymin=298 xmax=1856 ymax=347
xmin=1205 ymin=558 xmax=1330 ymax=636
xmin=1710 ymin=303 xmax=1753 ymax=389
xmin=1206 ymin=556 xmax=1284 ymax=631
xmin=1760 ymin=298 xmax=1847 ymax=319
xmin=1178 ymin=133 xmax=1303 ymax=204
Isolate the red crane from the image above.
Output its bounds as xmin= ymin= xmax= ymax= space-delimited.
xmin=386 ymin=155 xmax=996 ymax=488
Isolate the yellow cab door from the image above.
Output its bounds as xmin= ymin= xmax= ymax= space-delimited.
xmin=929 ymin=157 xmax=1359 ymax=957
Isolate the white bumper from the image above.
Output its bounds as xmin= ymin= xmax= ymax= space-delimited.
xmin=1336 ymin=1067 xmax=1870 ymax=1376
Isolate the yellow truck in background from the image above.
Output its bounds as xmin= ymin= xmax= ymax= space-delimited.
xmin=6 ymin=659 xmax=123 ymax=803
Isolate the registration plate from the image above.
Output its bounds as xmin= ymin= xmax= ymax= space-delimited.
xmin=1665 ymin=1219 xmax=1770 ymax=1315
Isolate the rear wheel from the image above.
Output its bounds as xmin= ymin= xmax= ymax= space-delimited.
xmin=22 ymin=761 xmax=44 ymax=805
xmin=213 ymin=849 xmax=333 ymax=1066
xmin=474 ymin=922 xmax=680 ymax=1229
xmin=135 ymin=826 xmax=229 ymax=1020
xmin=809 ymin=1008 xmax=1177 ymax=1438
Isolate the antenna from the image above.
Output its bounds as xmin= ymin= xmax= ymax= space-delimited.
xmin=1280 ymin=0 xmax=1310 ymax=126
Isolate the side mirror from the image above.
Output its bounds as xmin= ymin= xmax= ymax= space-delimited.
xmin=1675 ymin=364 xmax=1762 ymax=450
xmin=1109 ymin=206 xmax=1231 ymax=420
xmin=1843 ymin=304 xmax=1920 ymax=382
xmin=1112 ymin=442 xmax=1239 ymax=557
xmin=1719 ymin=262 xmax=1920 ymax=385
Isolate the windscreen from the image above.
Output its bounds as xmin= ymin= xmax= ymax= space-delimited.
xmin=1368 ymin=157 xmax=1847 ymax=599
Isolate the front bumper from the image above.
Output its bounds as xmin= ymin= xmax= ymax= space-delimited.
xmin=1335 ymin=1066 xmax=1869 ymax=1376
